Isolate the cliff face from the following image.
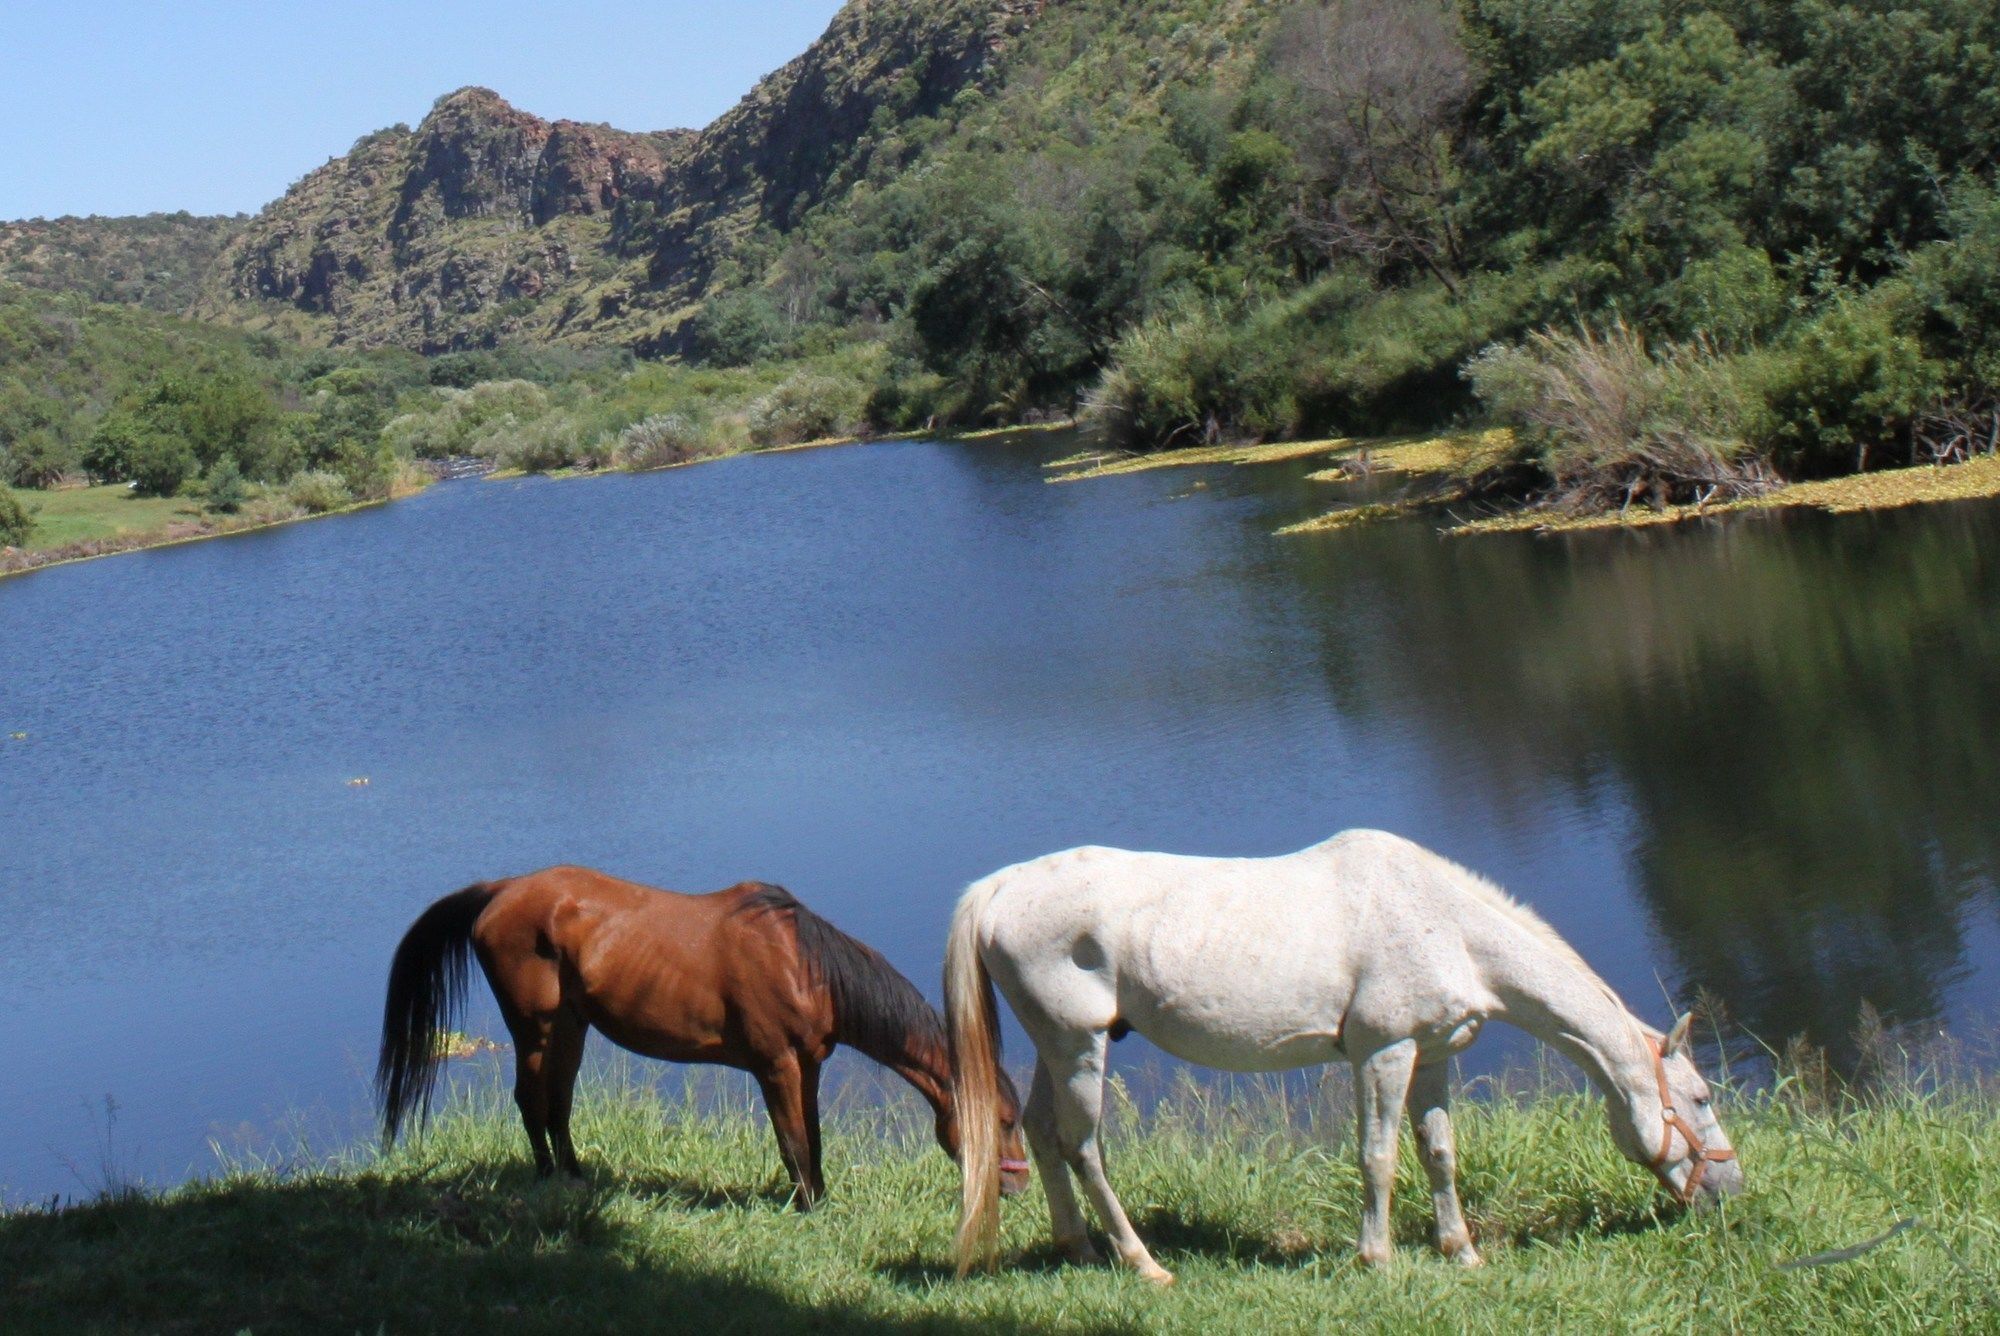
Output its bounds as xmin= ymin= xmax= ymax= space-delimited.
xmin=197 ymin=92 xmax=694 ymax=349
xmin=196 ymin=0 xmax=1044 ymax=351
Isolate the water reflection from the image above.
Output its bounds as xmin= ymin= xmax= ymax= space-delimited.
xmin=1274 ymin=487 xmax=2000 ymax=1061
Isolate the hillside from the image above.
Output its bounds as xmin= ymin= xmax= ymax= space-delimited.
xmin=190 ymin=0 xmax=1048 ymax=352
xmin=0 ymin=213 xmax=245 ymax=312
xmin=10 ymin=0 xmax=2000 ymax=510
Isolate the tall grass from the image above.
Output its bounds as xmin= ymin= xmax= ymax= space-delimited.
xmin=1467 ymin=321 xmax=1779 ymax=513
xmin=4 ymin=1042 xmax=1993 ymax=1333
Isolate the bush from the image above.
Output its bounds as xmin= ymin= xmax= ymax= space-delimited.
xmin=126 ymin=431 xmax=198 ymax=498
xmin=1090 ymin=302 xmax=1297 ymax=451
xmin=283 ymin=470 xmax=351 ymax=514
xmin=614 ymin=413 xmax=727 ymax=470
xmin=493 ymin=414 xmax=583 ymax=473
xmin=202 ymin=458 xmax=247 ymax=513
xmin=746 ymin=373 xmax=867 ymax=446
xmin=331 ymin=441 xmax=398 ymax=500
xmin=685 ymin=291 xmax=787 ymax=367
xmin=2 ymin=428 xmax=80 ymax=489
xmin=82 ymin=413 xmax=143 ymax=484
xmin=1466 ymin=321 xmax=1774 ymax=511
xmin=0 ymin=484 xmax=33 ymax=546
xmin=1753 ymin=298 xmax=1950 ymax=475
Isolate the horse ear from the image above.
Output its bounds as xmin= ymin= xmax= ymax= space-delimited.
xmin=1665 ymin=1012 xmax=1694 ymax=1055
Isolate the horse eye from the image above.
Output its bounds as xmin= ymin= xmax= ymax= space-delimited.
xmin=1694 ymin=1095 xmax=1711 ymax=1108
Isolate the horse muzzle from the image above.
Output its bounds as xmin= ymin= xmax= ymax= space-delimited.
xmin=999 ymin=1157 xmax=1033 ymax=1197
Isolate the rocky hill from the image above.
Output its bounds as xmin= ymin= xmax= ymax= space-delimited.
xmin=190 ymin=0 xmax=1046 ymax=351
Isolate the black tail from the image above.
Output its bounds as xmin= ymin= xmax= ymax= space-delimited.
xmin=375 ymin=883 xmax=497 ymax=1146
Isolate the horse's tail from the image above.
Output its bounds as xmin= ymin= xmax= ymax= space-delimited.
xmin=945 ymin=876 xmax=1005 ymax=1276
xmin=376 ymin=883 xmax=498 ymax=1147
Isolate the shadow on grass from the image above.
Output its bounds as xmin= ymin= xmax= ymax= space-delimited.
xmin=876 ymin=1188 xmax=1677 ymax=1290
xmin=0 ymin=1166 xmax=971 ymax=1335
xmin=616 ymin=1168 xmax=799 ymax=1212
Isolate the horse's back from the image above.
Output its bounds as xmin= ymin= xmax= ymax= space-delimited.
xmin=470 ymin=868 xmax=822 ymax=1058
xmin=974 ymin=831 xmax=1495 ymax=1069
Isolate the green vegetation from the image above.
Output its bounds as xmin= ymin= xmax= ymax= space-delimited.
xmin=0 ymin=484 xmax=31 ymax=547
xmin=3 ymin=1055 xmax=1993 ymax=1332
xmin=5 ymin=484 xmax=199 ymax=550
xmin=0 ymin=212 xmax=243 ymax=312
xmin=15 ymin=1 xmax=2000 ymax=526
xmin=731 ymin=0 xmax=2000 ymax=513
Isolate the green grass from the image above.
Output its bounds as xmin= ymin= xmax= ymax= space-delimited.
xmin=4 ymin=1058 xmax=1994 ymax=1334
xmin=11 ymin=484 xmax=204 ymax=550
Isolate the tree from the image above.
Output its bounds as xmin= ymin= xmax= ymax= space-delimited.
xmin=0 ymin=484 xmax=33 ymax=547
xmin=1275 ymin=0 xmax=1474 ymax=291
xmin=126 ymin=429 xmax=197 ymax=497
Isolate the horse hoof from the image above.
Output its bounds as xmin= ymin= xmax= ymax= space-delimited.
xmin=1451 ymin=1247 xmax=1484 ymax=1269
xmin=1357 ymin=1247 xmax=1393 ymax=1269
xmin=1139 ymin=1266 xmax=1175 ymax=1288
xmin=1060 ymin=1239 xmax=1102 ymax=1266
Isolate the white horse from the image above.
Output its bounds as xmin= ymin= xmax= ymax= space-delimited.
xmin=946 ymin=829 xmax=1741 ymax=1283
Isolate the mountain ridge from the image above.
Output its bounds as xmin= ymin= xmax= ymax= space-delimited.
xmin=181 ymin=0 xmax=1046 ymax=352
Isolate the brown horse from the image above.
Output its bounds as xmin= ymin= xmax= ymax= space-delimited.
xmin=376 ymin=865 xmax=1031 ymax=1208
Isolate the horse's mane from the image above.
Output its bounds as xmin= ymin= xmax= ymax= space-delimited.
xmin=1430 ymin=847 xmax=1620 ymax=999
xmin=734 ymin=885 xmax=947 ymax=1065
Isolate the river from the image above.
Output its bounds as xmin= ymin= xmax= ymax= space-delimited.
xmin=2 ymin=435 xmax=1996 ymax=1203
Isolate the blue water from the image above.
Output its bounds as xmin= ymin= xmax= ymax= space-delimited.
xmin=3 ymin=437 xmax=1996 ymax=1203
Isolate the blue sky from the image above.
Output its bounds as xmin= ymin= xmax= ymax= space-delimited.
xmin=0 ymin=1 xmax=848 ymax=220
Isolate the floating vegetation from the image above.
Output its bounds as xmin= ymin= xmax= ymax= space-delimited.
xmin=1451 ymin=452 xmax=2000 ymax=535
xmin=432 ymin=1031 xmax=503 ymax=1060
xmin=1046 ymin=437 xmax=1356 ymax=483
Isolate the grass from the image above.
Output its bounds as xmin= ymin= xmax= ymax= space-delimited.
xmin=4 ymin=1060 xmax=1993 ymax=1333
xmin=8 ymin=483 xmax=202 ymax=549
xmin=1 ymin=471 xmax=432 ymax=580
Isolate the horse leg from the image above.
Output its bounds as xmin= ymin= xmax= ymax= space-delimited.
xmin=1408 ymin=1060 xmax=1480 ymax=1266
xmin=507 ymin=1026 xmax=557 ymax=1177
xmin=1355 ymin=1039 xmax=1418 ymax=1266
xmin=1024 ymin=1059 xmax=1099 ymax=1264
xmin=800 ymin=1056 xmax=825 ymax=1205
xmin=545 ymin=1013 xmax=588 ymax=1179
xmin=1045 ymin=1033 xmax=1172 ymax=1285
xmin=756 ymin=1053 xmax=819 ymax=1211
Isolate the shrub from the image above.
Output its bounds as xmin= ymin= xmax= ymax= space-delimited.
xmin=202 ymin=458 xmax=247 ymax=513
xmin=685 ymin=291 xmax=787 ymax=367
xmin=82 ymin=413 xmax=143 ymax=484
xmin=1466 ymin=321 xmax=1774 ymax=511
xmin=614 ymin=413 xmax=726 ymax=470
xmin=746 ymin=373 xmax=867 ymax=446
xmin=494 ymin=414 xmax=583 ymax=473
xmin=0 ymin=484 xmax=33 ymax=546
xmin=2 ymin=428 xmax=80 ymax=489
xmin=126 ymin=431 xmax=197 ymax=498
xmin=284 ymin=470 xmax=352 ymax=514
xmin=332 ymin=441 xmax=399 ymax=500
xmin=1090 ymin=302 xmax=1297 ymax=451
xmin=1753 ymin=297 xmax=1949 ymax=475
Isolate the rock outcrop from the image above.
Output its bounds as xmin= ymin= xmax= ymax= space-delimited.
xmin=195 ymin=0 xmax=1045 ymax=351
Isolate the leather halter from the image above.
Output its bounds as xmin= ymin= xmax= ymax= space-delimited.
xmin=1647 ymin=1036 xmax=1735 ymax=1202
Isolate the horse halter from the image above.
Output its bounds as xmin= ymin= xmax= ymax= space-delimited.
xmin=1646 ymin=1036 xmax=1734 ymax=1203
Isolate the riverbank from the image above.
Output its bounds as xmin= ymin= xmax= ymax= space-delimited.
xmin=3 ymin=1067 xmax=1992 ymax=1332
xmin=0 ymin=427 xmax=920 ymax=580
xmin=0 ymin=475 xmax=433 ymax=580
xmin=1045 ymin=429 xmax=2000 ymax=536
